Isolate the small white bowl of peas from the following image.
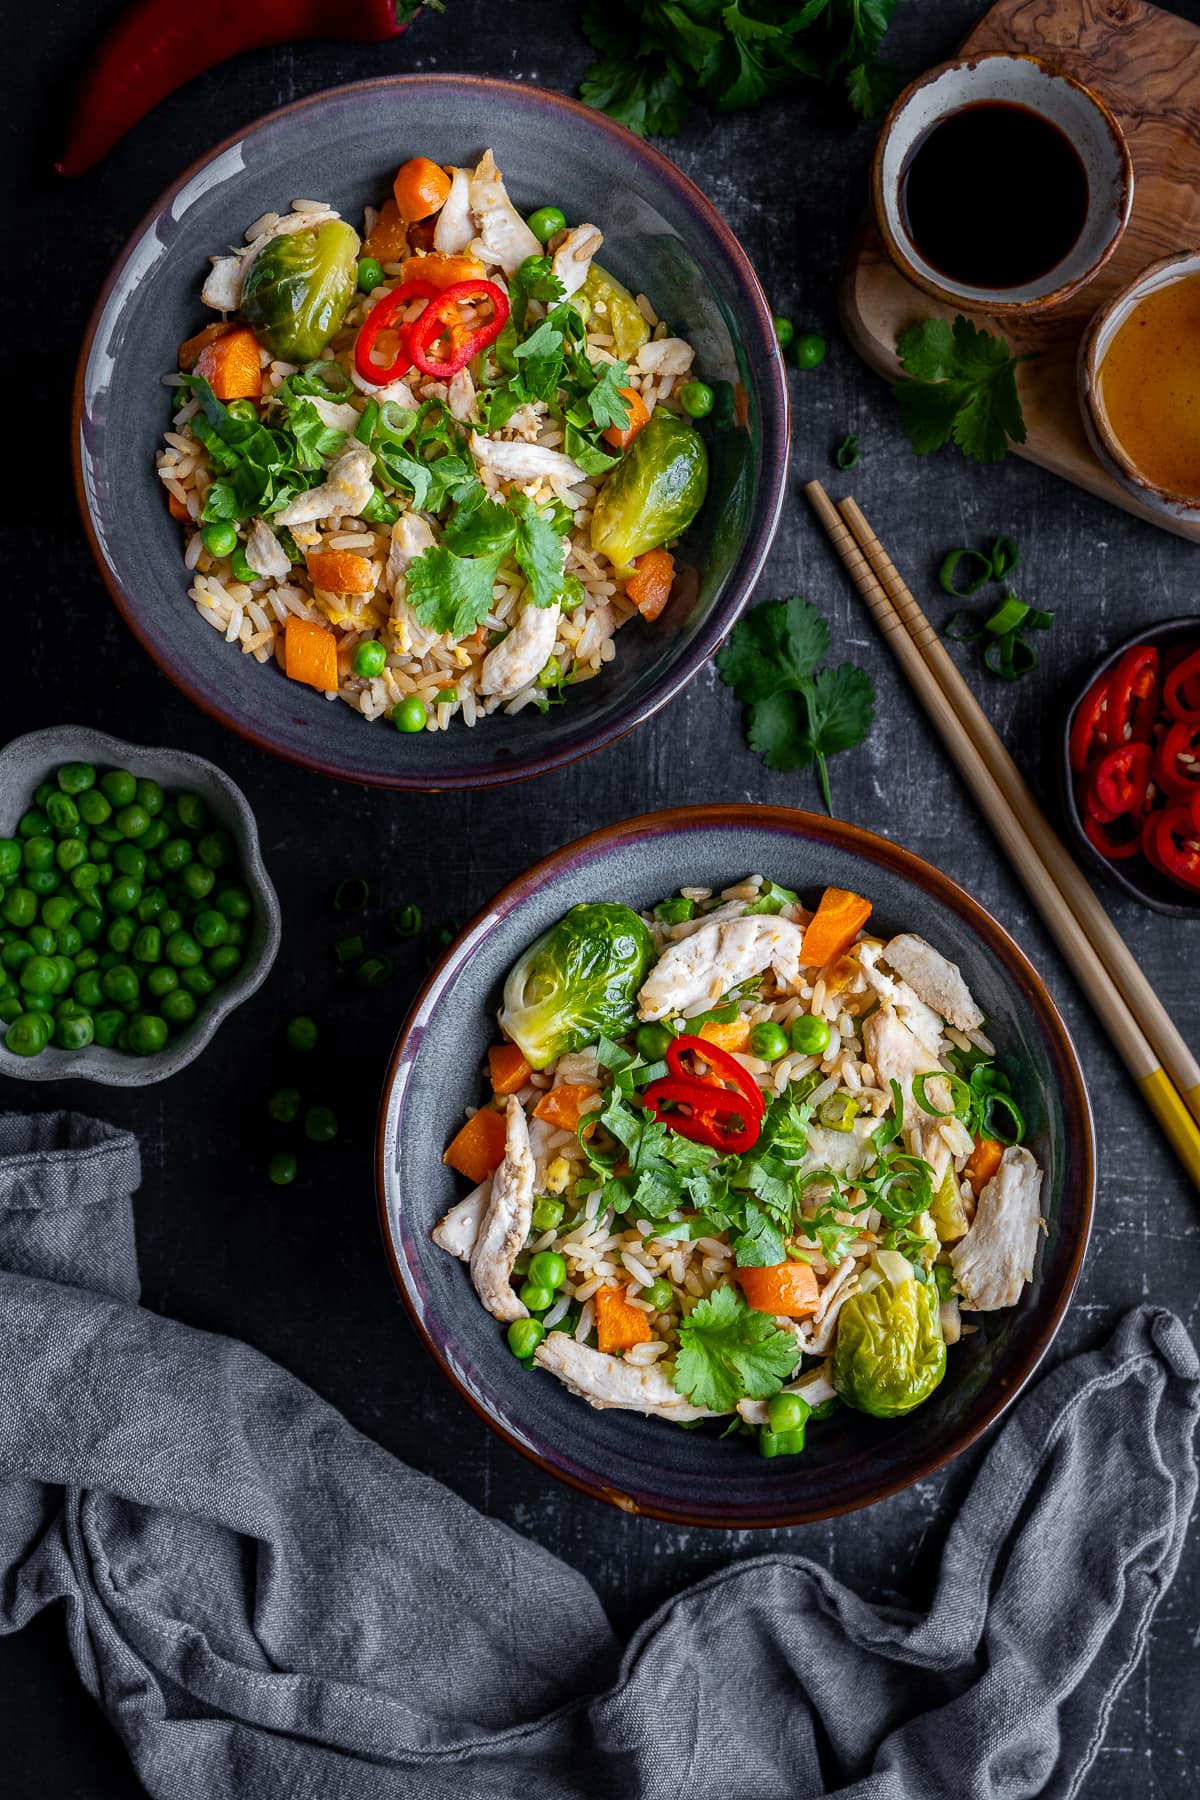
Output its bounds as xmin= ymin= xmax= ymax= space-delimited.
xmin=0 ymin=727 xmax=280 ymax=1083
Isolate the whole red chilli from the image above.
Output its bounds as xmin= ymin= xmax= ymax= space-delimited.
xmin=57 ymin=0 xmax=416 ymax=176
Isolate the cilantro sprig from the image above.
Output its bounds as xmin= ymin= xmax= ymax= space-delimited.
xmin=892 ymin=316 xmax=1036 ymax=464
xmin=673 ymin=1284 xmax=799 ymax=1412
xmin=579 ymin=0 xmax=899 ymax=137
xmin=716 ymin=597 xmax=876 ymax=814
xmin=406 ymin=482 xmax=573 ymax=638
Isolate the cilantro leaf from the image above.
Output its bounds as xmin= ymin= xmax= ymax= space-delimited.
xmin=717 ymin=596 xmax=876 ymax=813
xmin=587 ymin=359 xmax=633 ymax=433
xmin=509 ymin=493 xmax=569 ymax=607
xmin=673 ymin=1283 xmax=798 ymax=1411
xmin=442 ymin=483 xmax=518 ymax=558
xmin=406 ymin=545 xmax=505 ymax=640
xmin=893 ymin=315 xmax=1033 ymax=464
xmin=507 ymin=256 xmax=565 ymax=332
xmin=731 ymin=1203 xmax=786 ymax=1269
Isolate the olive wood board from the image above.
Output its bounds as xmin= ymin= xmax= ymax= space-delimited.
xmin=839 ymin=0 xmax=1200 ymax=543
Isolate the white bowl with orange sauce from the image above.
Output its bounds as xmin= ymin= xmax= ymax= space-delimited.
xmin=1080 ymin=250 xmax=1200 ymax=523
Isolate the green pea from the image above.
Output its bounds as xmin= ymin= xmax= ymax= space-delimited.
xmin=160 ymin=989 xmax=196 ymax=1028
xmin=137 ymin=886 xmax=168 ymax=922
xmin=132 ymin=925 xmax=162 ymax=964
xmin=193 ymin=909 xmax=228 ymax=949
xmin=35 ymin=783 xmax=56 ymax=808
xmin=0 ymin=839 xmax=20 ymax=881
xmin=0 ymin=996 xmax=21 ymax=1025
xmin=527 ymin=205 xmax=566 ymax=243
xmin=517 ymin=1280 xmax=553 ymax=1314
xmin=391 ymin=696 xmax=428 ymax=733
xmin=285 ymin=1014 xmax=318 ymax=1051
xmin=28 ymin=924 xmax=54 ymax=956
xmin=268 ymin=1086 xmax=302 ymax=1123
xmin=90 ymin=1008 xmax=123 ymax=1047
xmin=101 ymin=964 xmax=139 ymax=1006
xmin=108 ymin=876 xmax=142 ymax=915
xmin=18 ymin=808 xmax=49 ymax=838
xmin=96 ymin=862 xmax=115 ymax=886
xmin=506 ymin=1318 xmax=546 ymax=1359
xmin=69 ymin=862 xmax=100 ymax=895
xmin=55 ymin=1010 xmax=94 ymax=1052
xmin=304 ymin=1104 xmax=338 ymax=1143
xmin=75 ymin=905 xmax=104 ymax=943
xmin=767 ymin=1392 xmax=809 ymax=1435
xmin=269 ymin=1150 xmax=298 ymax=1186
xmin=23 ymin=992 xmax=54 ymax=1013
xmin=531 ymin=1197 xmax=564 ymax=1232
xmin=41 ymin=895 xmax=76 ymax=930
xmin=636 ymin=1022 xmax=673 ymax=1061
xmin=44 ymin=793 xmax=80 ymax=832
xmin=652 ymin=896 xmax=694 ymax=924
xmin=758 ymin=1426 xmax=806 ymax=1458
xmin=202 ymin=520 xmax=238 ymax=558
xmin=159 ymin=909 xmax=183 ymax=936
xmin=23 ymin=835 xmax=55 ymax=872
xmin=74 ymin=971 xmax=105 ymax=1009
xmin=98 ymin=951 xmax=119 ymax=970
xmin=113 ymin=844 xmax=146 ymax=879
xmin=180 ymin=862 xmax=215 ymax=901
xmin=144 ymin=855 xmax=163 ymax=883
xmin=140 ymin=817 xmax=169 ymax=851
xmin=19 ymin=955 xmax=59 ymax=997
xmin=127 ymin=1013 xmax=167 ymax=1056
xmin=528 ymin=1250 xmax=566 ymax=1290
xmin=161 ymin=837 xmax=193 ymax=872
xmin=94 ymin=822 xmax=122 ymax=845
xmin=4 ymin=1011 xmax=49 ymax=1056
xmin=223 ymin=920 xmax=246 ymax=948
xmin=772 ymin=314 xmax=794 ymax=350
xmin=789 ymin=1014 xmax=831 ymax=1056
xmin=1 ymin=940 xmax=32 ymax=973
xmin=54 ymin=839 xmax=85 ymax=874
xmin=352 ymin=639 xmax=388 ymax=679
xmin=55 ymin=926 xmax=82 ymax=958
xmin=106 ymin=917 xmax=136 ymax=954
xmin=637 ymin=1278 xmax=671 ymax=1311
xmin=749 ymin=1020 xmax=789 ymax=1061
xmin=678 ymin=380 xmax=714 ymax=418
xmin=182 ymin=964 xmax=216 ymax=997
xmin=196 ymin=831 xmax=232 ymax=870
xmin=136 ymin=779 xmax=164 ymax=817
xmin=100 ymin=769 xmax=136 ymax=808
xmin=50 ymin=957 xmax=73 ymax=995
xmin=114 ymin=803 xmax=150 ymax=840
xmin=176 ymin=793 xmax=207 ymax=831
xmin=791 ymin=331 xmax=826 ymax=370
xmin=2 ymin=887 xmax=36 ymax=928
xmin=356 ymin=255 xmax=385 ymax=293
xmin=75 ymin=947 xmax=100 ymax=971
xmin=78 ymin=789 xmax=112 ymax=826
xmin=56 ymin=762 xmax=95 ymax=795
xmin=229 ymin=548 xmax=258 ymax=584
xmin=146 ymin=964 xmax=178 ymax=998
xmin=165 ymin=931 xmax=201 ymax=968
xmin=216 ymin=885 xmax=252 ymax=920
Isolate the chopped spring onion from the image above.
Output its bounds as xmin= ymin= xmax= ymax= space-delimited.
xmin=945 ymin=611 xmax=985 ymax=642
xmin=817 ymin=1092 xmax=859 ymax=1132
xmin=983 ymin=594 xmax=1030 ymax=636
xmin=939 ymin=547 xmax=993 ymax=597
xmin=333 ymin=877 xmax=369 ymax=912
xmin=980 ymin=1087 xmax=1025 ymax=1144
xmin=389 ymin=903 xmax=422 ymax=939
xmin=834 ymin=433 xmax=860 ymax=470
xmin=356 ymin=955 xmax=393 ymax=988
xmin=913 ymin=1069 xmax=971 ymax=1118
xmin=984 ymin=634 xmax=1039 ymax=681
xmin=335 ymin=934 xmax=365 ymax=964
xmin=989 ymin=535 xmax=1019 ymax=578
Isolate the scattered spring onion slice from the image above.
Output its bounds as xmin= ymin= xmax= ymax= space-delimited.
xmin=356 ymin=955 xmax=393 ymax=988
xmin=333 ymin=877 xmax=369 ymax=912
xmin=335 ymin=933 xmax=365 ymax=964
xmin=834 ymin=433 xmax=860 ymax=470
xmin=981 ymin=1087 xmax=1025 ymax=1144
xmin=939 ymin=547 xmax=993 ymax=597
xmin=945 ymin=611 xmax=985 ymax=642
xmin=913 ymin=1069 xmax=971 ymax=1118
xmin=983 ymin=594 xmax=1030 ymax=635
xmin=984 ymin=634 xmax=1040 ymax=681
xmin=389 ymin=904 xmax=423 ymax=939
xmin=989 ymin=535 xmax=1019 ymax=579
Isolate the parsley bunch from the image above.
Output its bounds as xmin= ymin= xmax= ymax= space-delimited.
xmin=579 ymin=0 xmax=900 ymax=137
xmin=893 ymin=315 xmax=1035 ymax=464
xmin=716 ymin=597 xmax=876 ymax=814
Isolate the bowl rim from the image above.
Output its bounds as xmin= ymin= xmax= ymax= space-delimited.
xmin=871 ymin=51 xmax=1134 ymax=316
xmin=374 ymin=802 xmax=1096 ymax=1527
xmin=70 ymin=73 xmax=791 ymax=793
xmin=1078 ymin=248 xmax=1200 ymax=516
xmin=1059 ymin=616 xmax=1200 ymax=919
xmin=0 ymin=725 xmax=281 ymax=1083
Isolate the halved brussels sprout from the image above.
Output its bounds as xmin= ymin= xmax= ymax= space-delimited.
xmin=499 ymin=903 xmax=654 ymax=1070
xmin=579 ymin=264 xmax=650 ymax=360
xmin=590 ymin=410 xmax=708 ymax=571
xmin=831 ymin=1272 xmax=946 ymax=1419
xmin=241 ymin=220 xmax=360 ymax=363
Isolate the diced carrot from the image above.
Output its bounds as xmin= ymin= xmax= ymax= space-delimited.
xmin=532 ymin=1083 xmax=598 ymax=1132
xmin=602 ymin=385 xmax=650 ymax=450
xmin=801 ymin=887 xmax=873 ymax=969
xmin=738 ymin=1261 xmax=820 ymax=1318
xmin=178 ymin=321 xmax=234 ymax=372
xmin=361 ymin=197 xmax=409 ymax=263
xmin=400 ymin=252 xmax=486 ymax=290
xmin=443 ymin=1107 xmax=508 ymax=1184
xmin=393 ymin=156 xmax=452 ymax=223
xmin=625 ymin=548 xmax=675 ymax=622
xmin=283 ymin=615 xmax=339 ymax=693
xmin=595 ymin=1285 xmax=654 ymax=1355
xmin=305 ymin=549 xmax=375 ymax=594
xmin=166 ymin=490 xmax=189 ymax=522
xmin=698 ymin=1016 xmax=751 ymax=1054
xmin=194 ymin=326 xmax=262 ymax=401
xmin=488 ymin=1043 xmax=532 ymax=1096
xmin=963 ymin=1135 xmax=1004 ymax=1191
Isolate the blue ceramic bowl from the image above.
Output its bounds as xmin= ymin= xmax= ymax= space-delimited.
xmin=377 ymin=806 xmax=1095 ymax=1527
xmin=73 ymin=76 xmax=789 ymax=790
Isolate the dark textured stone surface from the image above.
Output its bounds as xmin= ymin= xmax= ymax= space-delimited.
xmin=3 ymin=2 xmax=1196 ymax=1793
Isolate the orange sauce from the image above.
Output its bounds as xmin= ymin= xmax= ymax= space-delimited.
xmin=1098 ymin=275 xmax=1200 ymax=497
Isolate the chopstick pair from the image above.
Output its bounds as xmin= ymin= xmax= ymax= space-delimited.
xmin=805 ymin=481 xmax=1200 ymax=1191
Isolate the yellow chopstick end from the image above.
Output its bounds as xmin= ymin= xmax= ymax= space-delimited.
xmin=1136 ymin=1068 xmax=1200 ymax=1189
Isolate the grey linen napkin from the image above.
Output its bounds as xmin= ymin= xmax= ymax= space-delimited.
xmin=0 ymin=1113 xmax=1195 ymax=1800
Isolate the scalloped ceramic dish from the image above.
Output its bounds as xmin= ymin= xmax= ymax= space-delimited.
xmin=0 ymin=727 xmax=280 ymax=1084
xmin=377 ymin=806 xmax=1095 ymax=1527
xmin=73 ymin=76 xmax=789 ymax=790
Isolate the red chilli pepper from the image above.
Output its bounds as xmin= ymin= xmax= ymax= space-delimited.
xmin=642 ymin=1031 xmax=765 ymax=1155
xmin=1154 ymin=718 xmax=1200 ymax=802
xmin=1106 ymin=644 xmax=1160 ymax=745
xmin=1068 ymin=672 xmax=1112 ymax=771
xmin=354 ymin=279 xmax=439 ymax=386
xmin=1163 ymin=645 xmax=1200 ymax=722
xmin=1087 ymin=742 xmax=1153 ymax=818
xmin=1082 ymin=809 xmax=1142 ymax=862
xmin=406 ymin=279 xmax=509 ymax=379
xmin=1148 ymin=803 xmax=1200 ymax=891
xmin=666 ymin=1034 xmax=766 ymax=1120
xmin=57 ymin=2 xmax=418 ymax=177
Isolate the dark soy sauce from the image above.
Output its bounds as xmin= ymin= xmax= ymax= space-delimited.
xmin=900 ymin=100 xmax=1089 ymax=289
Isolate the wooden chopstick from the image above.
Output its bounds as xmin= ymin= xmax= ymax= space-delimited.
xmin=835 ymin=492 xmax=1200 ymax=1130
xmin=804 ymin=480 xmax=1200 ymax=1190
